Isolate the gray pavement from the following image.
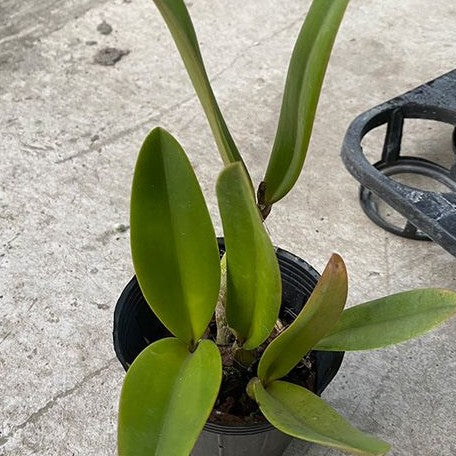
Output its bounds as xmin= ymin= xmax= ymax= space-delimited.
xmin=1 ymin=1 xmax=455 ymax=455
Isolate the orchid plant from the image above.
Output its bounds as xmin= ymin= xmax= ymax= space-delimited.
xmin=117 ymin=1 xmax=456 ymax=455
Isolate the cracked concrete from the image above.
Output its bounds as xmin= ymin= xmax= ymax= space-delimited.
xmin=1 ymin=0 xmax=455 ymax=455
xmin=0 ymin=358 xmax=116 ymax=448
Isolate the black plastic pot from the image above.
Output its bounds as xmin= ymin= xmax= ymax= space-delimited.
xmin=113 ymin=241 xmax=344 ymax=456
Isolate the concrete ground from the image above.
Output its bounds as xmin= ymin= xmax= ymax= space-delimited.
xmin=1 ymin=0 xmax=455 ymax=455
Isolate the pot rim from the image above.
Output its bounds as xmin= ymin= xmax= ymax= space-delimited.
xmin=203 ymin=420 xmax=275 ymax=435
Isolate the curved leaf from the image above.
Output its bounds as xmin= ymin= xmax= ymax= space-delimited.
xmin=118 ymin=338 xmax=222 ymax=456
xmin=151 ymin=0 xmax=243 ymax=167
xmin=315 ymin=288 xmax=456 ymax=351
xmin=131 ymin=127 xmax=220 ymax=345
xmin=216 ymin=163 xmax=281 ymax=349
xmin=262 ymin=0 xmax=349 ymax=205
xmin=249 ymin=379 xmax=390 ymax=456
xmin=258 ymin=254 xmax=347 ymax=385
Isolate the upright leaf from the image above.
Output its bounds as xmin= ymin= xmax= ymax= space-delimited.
xmin=151 ymin=0 xmax=243 ymax=166
xmin=131 ymin=127 xmax=220 ymax=345
xmin=249 ymin=379 xmax=390 ymax=456
xmin=216 ymin=163 xmax=281 ymax=349
xmin=118 ymin=338 xmax=222 ymax=456
xmin=262 ymin=0 xmax=349 ymax=205
xmin=258 ymin=254 xmax=347 ymax=385
xmin=315 ymin=288 xmax=456 ymax=351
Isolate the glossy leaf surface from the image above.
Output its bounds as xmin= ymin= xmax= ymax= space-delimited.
xmin=118 ymin=338 xmax=222 ymax=456
xmin=258 ymin=254 xmax=347 ymax=384
xmin=216 ymin=163 xmax=281 ymax=349
xmin=315 ymin=288 xmax=456 ymax=351
xmin=250 ymin=379 xmax=390 ymax=456
xmin=262 ymin=0 xmax=349 ymax=205
xmin=151 ymin=0 xmax=243 ymax=166
xmin=131 ymin=128 xmax=220 ymax=344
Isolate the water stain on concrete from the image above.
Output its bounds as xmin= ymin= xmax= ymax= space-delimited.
xmin=97 ymin=20 xmax=113 ymax=35
xmin=93 ymin=47 xmax=129 ymax=66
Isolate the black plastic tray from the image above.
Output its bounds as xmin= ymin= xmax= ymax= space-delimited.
xmin=341 ymin=69 xmax=456 ymax=257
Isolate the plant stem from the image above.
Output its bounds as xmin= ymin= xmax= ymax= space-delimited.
xmin=233 ymin=345 xmax=255 ymax=368
xmin=215 ymin=254 xmax=232 ymax=345
xmin=257 ymin=181 xmax=272 ymax=220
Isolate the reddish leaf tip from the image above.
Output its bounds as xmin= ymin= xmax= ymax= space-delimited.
xmin=327 ymin=253 xmax=346 ymax=275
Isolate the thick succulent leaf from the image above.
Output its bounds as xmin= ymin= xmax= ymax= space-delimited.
xmin=258 ymin=254 xmax=347 ymax=384
xmin=131 ymin=127 xmax=220 ymax=345
xmin=315 ymin=288 xmax=456 ymax=351
xmin=216 ymin=163 xmax=281 ymax=349
xmin=118 ymin=338 xmax=222 ymax=456
xmin=151 ymin=0 xmax=243 ymax=166
xmin=249 ymin=379 xmax=390 ymax=456
xmin=262 ymin=0 xmax=349 ymax=205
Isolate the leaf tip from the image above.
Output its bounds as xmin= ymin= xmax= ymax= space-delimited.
xmin=329 ymin=252 xmax=345 ymax=270
xmin=374 ymin=439 xmax=392 ymax=456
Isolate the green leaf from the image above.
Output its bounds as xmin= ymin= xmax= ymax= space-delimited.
xmin=258 ymin=254 xmax=347 ymax=384
xmin=315 ymin=288 xmax=456 ymax=351
xmin=118 ymin=338 xmax=222 ymax=456
xmin=131 ymin=127 xmax=220 ymax=345
xmin=249 ymin=379 xmax=390 ymax=456
xmin=216 ymin=163 xmax=281 ymax=349
xmin=151 ymin=0 xmax=243 ymax=167
xmin=262 ymin=0 xmax=349 ymax=205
